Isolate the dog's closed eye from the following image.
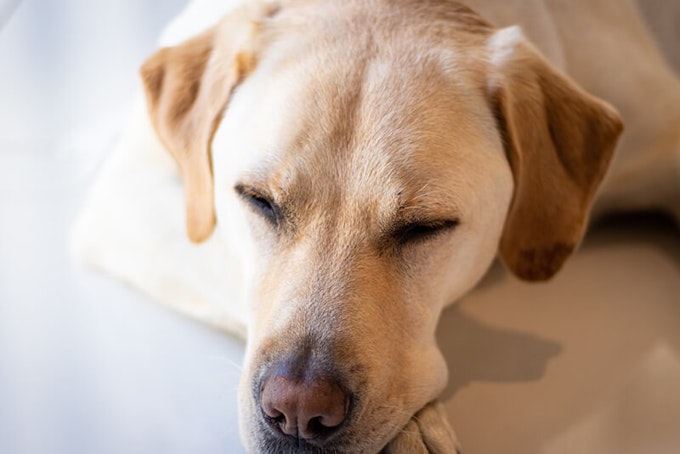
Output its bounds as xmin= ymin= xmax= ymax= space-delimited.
xmin=392 ymin=218 xmax=459 ymax=246
xmin=234 ymin=184 xmax=281 ymax=226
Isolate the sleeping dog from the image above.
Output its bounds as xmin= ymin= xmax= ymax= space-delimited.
xmin=76 ymin=0 xmax=680 ymax=452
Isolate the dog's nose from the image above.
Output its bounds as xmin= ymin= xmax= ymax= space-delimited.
xmin=260 ymin=372 xmax=349 ymax=440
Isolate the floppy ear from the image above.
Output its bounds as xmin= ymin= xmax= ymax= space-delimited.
xmin=140 ymin=3 xmax=277 ymax=242
xmin=487 ymin=27 xmax=623 ymax=281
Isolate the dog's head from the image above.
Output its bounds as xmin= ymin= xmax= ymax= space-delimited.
xmin=140 ymin=1 xmax=622 ymax=452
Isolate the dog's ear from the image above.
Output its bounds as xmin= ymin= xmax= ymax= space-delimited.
xmin=140 ymin=3 xmax=278 ymax=242
xmin=487 ymin=26 xmax=623 ymax=281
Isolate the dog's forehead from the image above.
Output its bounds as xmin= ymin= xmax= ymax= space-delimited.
xmin=215 ymin=5 xmax=503 ymax=223
xmin=276 ymin=59 xmax=484 ymax=169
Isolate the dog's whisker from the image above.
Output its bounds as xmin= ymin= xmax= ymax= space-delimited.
xmin=202 ymin=354 xmax=244 ymax=373
xmin=222 ymin=359 xmax=244 ymax=372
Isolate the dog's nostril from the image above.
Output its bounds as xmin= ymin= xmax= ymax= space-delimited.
xmin=260 ymin=373 xmax=349 ymax=441
xmin=306 ymin=415 xmax=334 ymax=437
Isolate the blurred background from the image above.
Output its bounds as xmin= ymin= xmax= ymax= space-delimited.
xmin=0 ymin=1 xmax=246 ymax=453
xmin=0 ymin=0 xmax=679 ymax=453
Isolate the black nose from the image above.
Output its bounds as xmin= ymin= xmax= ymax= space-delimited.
xmin=259 ymin=368 xmax=349 ymax=441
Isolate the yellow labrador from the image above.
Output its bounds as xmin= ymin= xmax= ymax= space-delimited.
xmin=87 ymin=0 xmax=680 ymax=452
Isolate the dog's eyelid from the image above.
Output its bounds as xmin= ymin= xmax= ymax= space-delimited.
xmin=391 ymin=218 xmax=460 ymax=245
xmin=234 ymin=183 xmax=281 ymax=225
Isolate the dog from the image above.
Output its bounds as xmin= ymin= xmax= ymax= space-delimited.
xmin=75 ymin=0 xmax=680 ymax=452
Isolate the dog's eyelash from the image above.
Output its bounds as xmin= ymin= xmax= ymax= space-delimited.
xmin=234 ymin=184 xmax=280 ymax=225
xmin=392 ymin=219 xmax=459 ymax=245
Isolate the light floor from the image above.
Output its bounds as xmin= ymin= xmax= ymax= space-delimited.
xmin=1 ymin=1 xmax=679 ymax=453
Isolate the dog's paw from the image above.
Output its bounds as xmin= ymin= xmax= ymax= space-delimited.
xmin=382 ymin=401 xmax=461 ymax=454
